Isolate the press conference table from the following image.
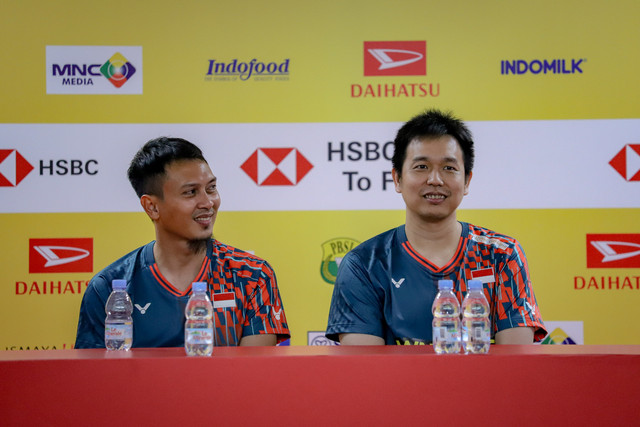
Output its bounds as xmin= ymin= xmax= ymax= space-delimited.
xmin=1 ymin=345 xmax=639 ymax=426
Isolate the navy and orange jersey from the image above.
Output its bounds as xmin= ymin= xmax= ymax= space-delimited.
xmin=75 ymin=239 xmax=289 ymax=349
xmin=326 ymin=223 xmax=546 ymax=345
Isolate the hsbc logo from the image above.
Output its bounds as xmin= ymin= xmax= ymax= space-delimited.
xmin=29 ymin=238 xmax=93 ymax=273
xmin=0 ymin=149 xmax=34 ymax=187
xmin=240 ymin=148 xmax=313 ymax=186
xmin=0 ymin=149 xmax=99 ymax=186
xmin=364 ymin=41 xmax=426 ymax=76
xmin=609 ymin=144 xmax=640 ymax=181
xmin=586 ymin=234 xmax=640 ymax=268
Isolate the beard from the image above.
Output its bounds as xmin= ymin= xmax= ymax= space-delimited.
xmin=187 ymin=235 xmax=212 ymax=254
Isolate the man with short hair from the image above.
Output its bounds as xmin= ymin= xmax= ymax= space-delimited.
xmin=326 ymin=109 xmax=545 ymax=345
xmin=76 ymin=137 xmax=289 ymax=348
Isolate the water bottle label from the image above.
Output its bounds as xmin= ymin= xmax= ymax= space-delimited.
xmin=474 ymin=327 xmax=490 ymax=341
xmin=105 ymin=323 xmax=132 ymax=340
xmin=433 ymin=326 xmax=459 ymax=342
xmin=185 ymin=328 xmax=214 ymax=344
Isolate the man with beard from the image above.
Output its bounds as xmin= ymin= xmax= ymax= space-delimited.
xmin=326 ymin=109 xmax=546 ymax=345
xmin=75 ymin=137 xmax=289 ymax=348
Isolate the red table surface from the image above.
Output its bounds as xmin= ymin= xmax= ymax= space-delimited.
xmin=1 ymin=345 xmax=639 ymax=426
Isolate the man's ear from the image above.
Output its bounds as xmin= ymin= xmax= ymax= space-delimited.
xmin=463 ymin=171 xmax=473 ymax=196
xmin=140 ymin=195 xmax=160 ymax=220
xmin=391 ymin=168 xmax=402 ymax=194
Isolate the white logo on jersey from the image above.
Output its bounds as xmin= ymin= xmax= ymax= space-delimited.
xmin=470 ymin=234 xmax=509 ymax=250
xmin=525 ymin=301 xmax=535 ymax=313
xmin=273 ymin=307 xmax=282 ymax=320
xmin=135 ymin=303 xmax=151 ymax=314
xmin=392 ymin=278 xmax=405 ymax=288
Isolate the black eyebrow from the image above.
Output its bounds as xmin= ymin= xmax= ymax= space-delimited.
xmin=411 ymin=156 xmax=459 ymax=163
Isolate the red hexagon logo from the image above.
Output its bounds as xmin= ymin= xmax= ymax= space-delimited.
xmin=241 ymin=148 xmax=313 ymax=186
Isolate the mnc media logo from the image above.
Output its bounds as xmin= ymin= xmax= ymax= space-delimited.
xmin=364 ymin=41 xmax=426 ymax=76
xmin=46 ymin=46 xmax=142 ymax=94
xmin=609 ymin=144 xmax=640 ymax=182
xmin=99 ymin=52 xmax=137 ymax=88
xmin=29 ymin=238 xmax=93 ymax=273
xmin=0 ymin=149 xmax=34 ymax=187
xmin=587 ymin=234 xmax=640 ymax=268
xmin=500 ymin=58 xmax=586 ymax=75
xmin=241 ymin=148 xmax=313 ymax=186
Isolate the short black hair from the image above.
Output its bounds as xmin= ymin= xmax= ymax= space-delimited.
xmin=392 ymin=109 xmax=474 ymax=178
xmin=127 ymin=137 xmax=207 ymax=198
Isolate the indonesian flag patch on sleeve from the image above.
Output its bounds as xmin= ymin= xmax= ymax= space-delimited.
xmin=471 ymin=267 xmax=495 ymax=283
xmin=213 ymin=291 xmax=236 ymax=308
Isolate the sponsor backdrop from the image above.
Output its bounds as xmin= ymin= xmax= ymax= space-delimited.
xmin=1 ymin=0 xmax=639 ymax=348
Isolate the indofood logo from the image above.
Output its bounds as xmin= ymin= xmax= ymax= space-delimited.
xmin=46 ymin=46 xmax=142 ymax=94
xmin=609 ymin=144 xmax=640 ymax=182
xmin=500 ymin=57 xmax=586 ymax=75
xmin=320 ymin=238 xmax=360 ymax=284
xmin=240 ymin=148 xmax=312 ymax=186
xmin=205 ymin=58 xmax=290 ymax=81
xmin=0 ymin=149 xmax=34 ymax=187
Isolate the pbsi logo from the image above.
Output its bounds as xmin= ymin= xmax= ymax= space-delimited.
xmin=587 ymin=234 xmax=640 ymax=268
xmin=0 ymin=149 xmax=34 ymax=187
xmin=609 ymin=144 xmax=640 ymax=182
xmin=29 ymin=238 xmax=93 ymax=273
xmin=364 ymin=41 xmax=426 ymax=76
xmin=320 ymin=238 xmax=360 ymax=285
xmin=241 ymin=148 xmax=313 ymax=186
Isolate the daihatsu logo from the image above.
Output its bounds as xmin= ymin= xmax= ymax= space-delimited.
xmin=364 ymin=41 xmax=426 ymax=76
xmin=29 ymin=238 xmax=93 ymax=273
xmin=34 ymin=245 xmax=91 ymax=267
xmin=586 ymin=234 xmax=640 ymax=268
xmin=368 ymin=48 xmax=423 ymax=70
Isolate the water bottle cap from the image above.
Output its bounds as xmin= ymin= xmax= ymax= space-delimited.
xmin=468 ymin=280 xmax=483 ymax=290
xmin=437 ymin=279 xmax=453 ymax=290
xmin=192 ymin=281 xmax=207 ymax=292
xmin=112 ymin=279 xmax=126 ymax=290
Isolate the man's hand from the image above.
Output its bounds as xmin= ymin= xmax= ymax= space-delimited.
xmin=495 ymin=327 xmax=534 ymax=344
xmin=339 ymin=333 xmax=385 ymax=345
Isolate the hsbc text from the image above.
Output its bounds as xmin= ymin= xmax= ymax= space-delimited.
xmin=327 ymin=141 xmax=393 ymax=162
xmin=39 ymin=159 xmax=98 ymax=175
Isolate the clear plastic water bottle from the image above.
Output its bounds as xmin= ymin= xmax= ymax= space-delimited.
xmin=432 ymin=279 xmax=461 ymax=354
xmin=185 ymin=281 xmax=214 ymax=356
xmin=462 ymin=280 xmax=491 ymax=354
xmin=105 ymin=279 xmax=133 ymax=351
